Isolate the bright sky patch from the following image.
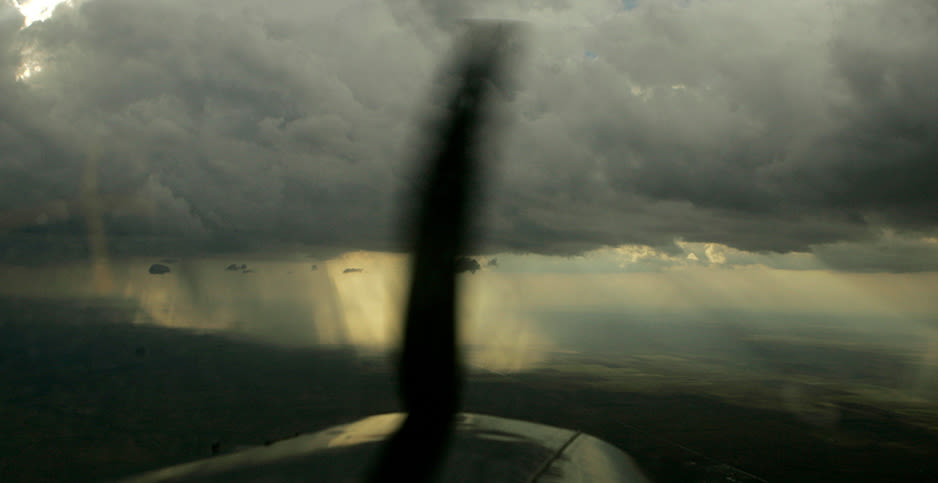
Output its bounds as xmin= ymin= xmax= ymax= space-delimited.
xmin=14 ymin=0 xmax=71 ymax=28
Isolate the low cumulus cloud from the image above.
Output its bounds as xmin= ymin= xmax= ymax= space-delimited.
xmin=1 ymin=0 xmax=936 ymax=270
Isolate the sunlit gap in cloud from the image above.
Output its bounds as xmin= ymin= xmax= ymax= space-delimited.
xmin=13 ymin=42 xmax=45 ymax=82
xmin=10 ymin=0 xmax=75 ymax=82
xmin=12 ymin=0 xmax=72 ymax=28
xmin=14 ymin=58 xmax=41 ymax=81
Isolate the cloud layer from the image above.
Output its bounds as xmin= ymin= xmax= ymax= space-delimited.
xmin=2 ymin=0 xmax=937 ymax=266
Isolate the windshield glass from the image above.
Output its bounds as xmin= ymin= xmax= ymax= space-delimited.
xmin=2 ymin=1 xmax=937 ymax=481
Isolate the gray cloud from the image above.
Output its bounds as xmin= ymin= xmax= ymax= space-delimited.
xmin=1 ymin=0 xmax=937 ymax=270
xmin=813 ymin=235 xmax=938 ymax=273
xmin=482 ymin=0 xmax=938 ymax=255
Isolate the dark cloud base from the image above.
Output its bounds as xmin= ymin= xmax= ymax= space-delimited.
xmin=2 ymin=1 xmax=937 ymax=269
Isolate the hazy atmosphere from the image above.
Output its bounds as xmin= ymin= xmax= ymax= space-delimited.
xmin=2 ymin=0 xmax=938 ymax=481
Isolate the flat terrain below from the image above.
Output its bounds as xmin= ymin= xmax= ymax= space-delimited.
xmin=2 ymin=296 xmax=937 ymax=481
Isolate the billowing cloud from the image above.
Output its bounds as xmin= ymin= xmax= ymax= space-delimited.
xmin=1 ymin=0 xmax=937 ymax=270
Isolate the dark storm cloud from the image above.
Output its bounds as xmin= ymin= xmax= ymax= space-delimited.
xmin=481 ymin=0 xmax=938 ymax=255
xmin=796 ymin=3 xmax=938 ymax=233
xmin=2 ymin=0 xmax=436 ymax=256
xmin=814 ymin=235 xmax=938 ymax=273
xmin=2 ymin=0 xmax=937 ymax=269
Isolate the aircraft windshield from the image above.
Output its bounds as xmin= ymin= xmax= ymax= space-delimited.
xmin=2 ymin=1 xmax=937 ymax=481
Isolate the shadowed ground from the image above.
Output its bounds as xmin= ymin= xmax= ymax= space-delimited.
xmin=2 ymin=296 xmax=938 ymax=482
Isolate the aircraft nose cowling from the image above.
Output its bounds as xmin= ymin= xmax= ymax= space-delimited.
xmin=121 ymin=412 xmax=650 ymax=483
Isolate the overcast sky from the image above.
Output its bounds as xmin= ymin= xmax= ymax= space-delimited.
xmin=2 ymin=0 xmax=938 ymax=272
